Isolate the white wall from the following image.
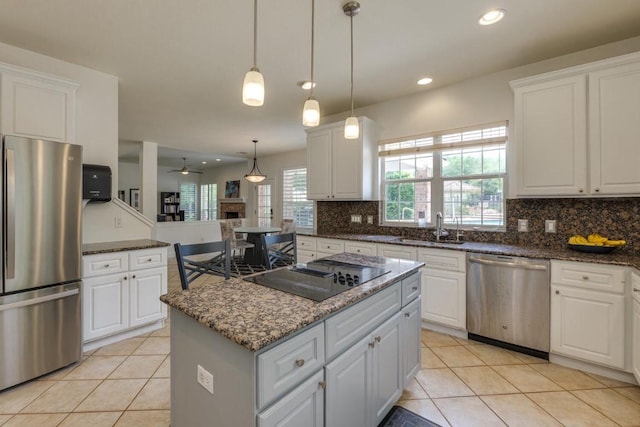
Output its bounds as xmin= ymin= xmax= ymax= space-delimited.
xmin=0 ymin=41 xmax=153 ymax=243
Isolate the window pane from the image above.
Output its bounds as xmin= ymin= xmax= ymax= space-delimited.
xmin=444 ymin=178 xmax=503 ymax=226
xmin=416 ymin=154 xmax=433 ymax=179
xmin=179 ymin=183 xmax=197 ymax=222
xmin=442 ymin=149 xmax=462 ymax=177
xmin=482 ymin=144 xmax=506 ymax=174
xmin=199 ymin=183 xmax=217 ymax=221
xmin=384 ymin=157 xmax=401 ymax=180
xmin=257 ymin=184 xmax=272 ymax=227
xmin=462 ymin=147 xmax=482 ymax=175
xmin=283 ymin=168 xmax=313 ymax=228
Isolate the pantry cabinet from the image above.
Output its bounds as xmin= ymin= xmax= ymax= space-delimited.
xmin=306 ymin=117 xmax=378 ymax=200
xmin=511 ymin=51 xmax=640 ymax=197
xmin=550 ymin=261 xmax=626 ymax=369
xmin=0 ymin=62 xmax=78 ymax=143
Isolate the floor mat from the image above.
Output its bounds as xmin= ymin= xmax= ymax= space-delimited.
xmin=378 ymin=405 xmax=442 ymax=427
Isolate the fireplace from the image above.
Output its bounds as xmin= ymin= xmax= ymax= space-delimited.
xmin=219 ymin=200 xmax=246 ymax=219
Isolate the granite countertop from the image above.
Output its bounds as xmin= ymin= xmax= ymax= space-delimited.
xmin=160 ymin=253 xmax=423 ymax=352
xmin=83 ymin=239 xmax=170 ymax=255
xmin=309 ymin=233 xmax=640 ymax=269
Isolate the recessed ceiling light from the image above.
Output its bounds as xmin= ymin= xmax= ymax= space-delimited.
xmin=417 ymin=77 xmax=433 ymax=86
xmin=201 ymin=161 xmax=207 ymax=165
xmin=215 ymin=158 xmax=221 ymax=162
xmin=478 ymin=9 xmax=505 ymax=26
xmin=297 ymin=80 xmax=316 ymax=90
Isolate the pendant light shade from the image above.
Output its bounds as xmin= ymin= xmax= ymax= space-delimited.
xmin=243 ymin=0 xmax=264 ymax=106
xmin=302 ymin=0 xmax=320 ymax=127
xmin=244 ymin=139 xmax=266 ymax=183
xmin=343 ymin=1 xmax=360 ymax=139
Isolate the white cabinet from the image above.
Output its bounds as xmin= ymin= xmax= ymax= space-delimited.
xmin=418 ymin=248 xmax=466 ymax=330
xmin=83 ymin=247 xmax=168 ymax=343
xmin=325 ymin=312 xmax=402 ymax=427
xmin=306 ymin=117 xmax=378 ymax=200
xmin=0 ymin=63 xmax=78 ymax=143
xmin=344 ymin=240 xmax=377 ymax=256
xmin=511 ymin=51 xmax=640 ymax=197
xmin=296 ymin=235 xmax=317 ymax=263
xmin=316 ymin=238 xmax=345 ymax=259
xmin=402 ymin=296 xmax=421 ymax=388
xmin=632 ymin=271 xmax=640 ymax=383
xmin=377 ymin=244 xmax=416 ymax=261
xmin=550 ymin=261 xmax=626 ymax=369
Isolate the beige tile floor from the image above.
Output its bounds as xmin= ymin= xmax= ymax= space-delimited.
xmin=2 ymin=261 xmax=640 ymax=426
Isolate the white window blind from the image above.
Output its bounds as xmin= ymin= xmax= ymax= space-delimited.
xmin=179 ymin=183 xmax=197 ymax=222
xmin=200 ymin=183 xmax=217 ymax=221
xmin=380 ymin=122 xmax=507 ymax=229
xmin=282 ymin=168 xmax=313 ymax=229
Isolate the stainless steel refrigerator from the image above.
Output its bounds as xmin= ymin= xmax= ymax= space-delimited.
xmin=0 ymin=135 xmax=83 ymax=391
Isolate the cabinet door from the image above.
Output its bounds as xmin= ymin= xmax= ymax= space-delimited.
xmin=307 ymin=129 xmax=332 ymax=199
xmin=589 ymin=60 xmax=640 ymax=194
xmin=129 ymin=267 xmax=167 ymax=328
xmin=331 ymin=127 xmax=363 ymax=199
xmin=422 ymin=269 xmax=466 ymax=329
xmin=377 ymin=244 xmax=417 ymax=261
xmin=83 ymin=273 xmax=129 ymax=341
xmin=402 ymin=296 xmax=422 ymax=388
xmin=257 ymin=370 xmax=324 ymax=427
xmin=325 ymin=335 xmax=371 ymax=427
xmin=344 ymin=241 xmax=377 ymax=256
xmin=513 ymin=75 xmax=587 ymax=196
xmin=550 ymin=285 xmax=625 ymax=369
xmin=0 ymin=70 xmax=77 ymax=142
xmin=633 ymin=298 xmax=640 ymax=384
xmin=371 ymin=312 xmax=402 ymax=426
xmin=297 ymin=249 xmax=316 ymax=264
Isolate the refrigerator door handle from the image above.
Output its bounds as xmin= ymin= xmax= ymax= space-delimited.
xmin=0 ymin=288 xmax=79 ymax=312
xmin=5 ymin=147 xmax=15 ymax=279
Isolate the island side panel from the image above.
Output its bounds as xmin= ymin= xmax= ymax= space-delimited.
xmin=171 ymin=308 xmax=256 ymax=427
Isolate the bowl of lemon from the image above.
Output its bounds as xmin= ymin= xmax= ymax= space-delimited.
xmin=567 ymin=234 xmax=626 ymax=254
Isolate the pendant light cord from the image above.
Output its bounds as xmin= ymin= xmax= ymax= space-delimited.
xmin=310 ymin=0 xmax=315 ymax=98
xmin=349 ymin=13 xmax=354 ymax=115
xmin=253 ymin=0 xmax=258 ymax=69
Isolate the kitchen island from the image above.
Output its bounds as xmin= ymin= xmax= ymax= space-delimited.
xmin=160 ymin=253 xmax=423 ymax=427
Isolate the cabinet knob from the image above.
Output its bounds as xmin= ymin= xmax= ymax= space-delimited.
xmin=124 ymin=276 xmax=127 ymax=280
xmin=295 ymin=359 xmax=305 ymax=367
xmin=633 ymin=288 xmax=640 ymax=293
xmin=404 ymin=312 xmax=410 ymax=318
xmin=582 ymin=275 xmax=589 ymax=280
xmin=502 ymin=325 xmax=508 ymax=330
xmin=132 ymin=275 xmax=136 ymax=279
xmin=368 ymin=341 xmax=375 ymax=348
xmin=147 ymin=258 xmax=153 ymax=262
xmin=375 ymin=336 xmax=381 ymax=343
xmin=412 ymin=286 xmax=418 ymax=291
xmin=104 ymin=264 xmax=110 ymax=268
xmin=579 ymin=188 xmax=584 ymax=193
xmin=555 ymin=290 xmax=560 ymax=295
xmin=595 ymin=188 xmax=600 ymax=192
xmin=319 ymin=381 xmax=326 ymax=390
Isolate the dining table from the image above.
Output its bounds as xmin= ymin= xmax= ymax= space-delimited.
xmin=233 ymin=226 xmax=281 ymax=266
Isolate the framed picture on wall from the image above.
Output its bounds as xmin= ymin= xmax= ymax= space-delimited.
xmin=118 ymin=190 xmax=125 ymax=202
xmin=225 ymin=180 xmax=240 ymax=199
xmin=130 ymin=188 xmax=140 ymax=210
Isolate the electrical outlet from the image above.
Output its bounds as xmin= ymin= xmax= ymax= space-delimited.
xmin=545 ymin=220 xmax=557 ymax=233
xmin=517 ymin=219 xmax=529 ymax=232
xmin=197 ymin=364 xmax=214 ymax=394
xmin=351 ymin=214 xmax=361 ymax=223
xmin=367 ymin=215 xmax=374 ymax=224
xmin=114 ymin=216 xmax=122 ymax=228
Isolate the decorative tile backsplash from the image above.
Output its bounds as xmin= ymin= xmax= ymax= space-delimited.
xmin=316 ymin=198 xmax=640 ymax=254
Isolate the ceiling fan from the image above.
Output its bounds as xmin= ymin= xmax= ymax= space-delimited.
xmin=168 ymin=157 xmax=203 ymax=175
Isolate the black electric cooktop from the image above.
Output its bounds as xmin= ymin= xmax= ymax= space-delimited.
xmin=245 ymin=259 xmax=391 ymax=302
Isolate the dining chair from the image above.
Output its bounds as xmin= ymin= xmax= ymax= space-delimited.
xmin=261 ymin=232 xmax=297 ymax=270
xmin=174 ymin=240 xmax=231 ymax=290
xmin=279 ymin=219 xmax=296 ymax=234
xmin=219 ymin=220 xmax=254 ymax=256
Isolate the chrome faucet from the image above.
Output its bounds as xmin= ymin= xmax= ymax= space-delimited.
xmin=434 ymin=211 xmax=449 ymax=241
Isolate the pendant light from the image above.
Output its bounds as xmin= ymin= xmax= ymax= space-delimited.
xmin=244 ymin=139 xmax=266 ymax=183
xmin=242 ymin=0 xmax=264 ymax=106
xmin=343 ymin=1 xmax=360 ymax=139
xmin=302 ymin=0 xmax=320 ymax=127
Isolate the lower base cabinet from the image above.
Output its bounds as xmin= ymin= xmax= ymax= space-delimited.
xmin=402 ymin=296 xmax=422 ymax=387
xmin=422 ymin=269 xmax=466 ymax=329
xmin=257 ymin=371 xmax=324 ymax=427
xmin=633 ymin=294 xmax=640 ymax=382
xmin=325 ymin=312 xmax=402 ymax=427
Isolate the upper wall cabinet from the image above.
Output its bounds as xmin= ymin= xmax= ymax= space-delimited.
xmin=511 ymin=52 xmax=640 ymax=197
xmin=306 ymin=117 xmax=378 ymax=200
xmin=0 ymin=62 xmax=78 ymax=143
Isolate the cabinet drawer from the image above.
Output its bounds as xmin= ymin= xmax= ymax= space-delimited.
xmin=129 ymin=248 xmax=167 ymax=271
xmin=316 ymin=238 xmax=345 ymax=254
xmin=551 ymin=261 xmax=626 ymax=293
xmin=344 ymin=241 xmax=377 ymax=256
xmin=297 ymin=249 xmax=317 ymax=263
xmin=325 ymin=282 xmax=401 ymax=360
xmin=401 ymin=272 xmax=421 ymax=307
xmin=257 ymin=323 xmax=325 ymax=410
xmin=297 ymin=236 xmax=317 ymax=251
xmin=417 ymin=248 xmax=466 ymax=272
xmin=83 ymin=252 xmax=128 ymax=278
xmin=377 ymin=244 xmax=417 ymax=261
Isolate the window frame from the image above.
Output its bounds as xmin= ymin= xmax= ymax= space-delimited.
xmin=282 ymin=166 xmax=314 ymax=231
xmin=199 ymin=183 xmax=218 ymax=221
xmin=379 ymin=122 xmax=508 ymax=231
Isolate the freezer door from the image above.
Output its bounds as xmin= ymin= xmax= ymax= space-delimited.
xmin=4 ymin=136 xmax=82 ymax=293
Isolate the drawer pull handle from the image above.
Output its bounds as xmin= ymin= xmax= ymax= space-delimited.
xmin=375 ymin=336 xmax=381 ymax=343
xmin=147 ymin=258 xmax=153 ymax=262
xmin=582 ymin=276 xmax=589 ymax=280
xmin=368 ymin=341 xmax=375 ymax=348
xmin=104 ymin=264 xmax=110 ymax=268
xmin=319 ymin=381 xmax=326 ymax=390
xmin=124 ymin=276 xmax=127 ymax=280
xmin=295 ymin=359 xmax=305 ymax=367
xmin=412 ymin=286 xmax=418 ymax=291
xmin=404 ymin=312 xmax=410 ymax=318
xmin=555 ymin=290 xmax=559 ymax=295
xmin=633 ymin=288 xmax=640 ymax=293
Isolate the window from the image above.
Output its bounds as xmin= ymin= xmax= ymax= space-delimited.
xmin=200 ymin=183 xmax=218 ymax=221
xmin=380 ymin=122 xmax=507 ymax=228
xmin=256 ymin=182 xmax=272 ymax=227
xmin=282 ymin=168 xmax=313 ymax=229
xmin=179 ymin=183 xmax=197 ymax=221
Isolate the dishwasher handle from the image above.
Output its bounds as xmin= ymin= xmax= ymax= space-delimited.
xmin=468 ymin=256 xmax=548 ymax=271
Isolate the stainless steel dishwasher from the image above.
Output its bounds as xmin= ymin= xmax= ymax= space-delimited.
xmin=467 ymin=253 xmax=550 ymax=359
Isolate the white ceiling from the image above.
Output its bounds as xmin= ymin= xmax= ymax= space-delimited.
xmin=1 ymin=0 xmax=640 ymax=169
